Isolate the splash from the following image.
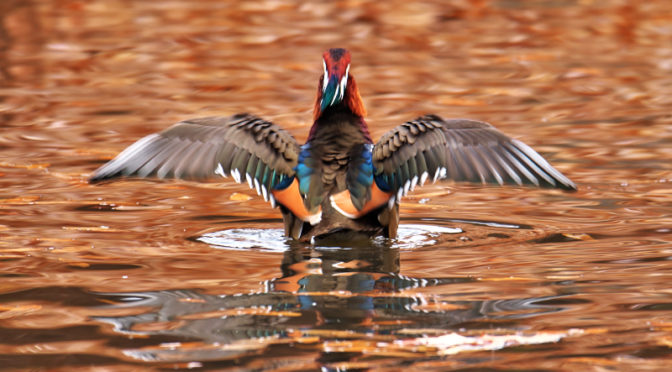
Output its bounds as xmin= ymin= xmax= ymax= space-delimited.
xmin=197 ymin=224 xmax=462 ymax=251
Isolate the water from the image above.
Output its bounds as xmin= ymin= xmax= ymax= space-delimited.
xmin=1 ymin=0 xmax=671 ymax=370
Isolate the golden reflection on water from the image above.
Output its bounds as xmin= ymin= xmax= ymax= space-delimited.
xmin=1 ymin=0 xmax=671 ymax=370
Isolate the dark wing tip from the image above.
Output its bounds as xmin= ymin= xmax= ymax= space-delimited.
xmin=506 ymin=139 xmax=577 ymax=192
xmin=89 ymin=166 xmax=126 ymax=184
xmin=88 ymin=162 xmax=137 ymax=184
xmin=88 ymin=172 xmax=113 ymax=184
xmin=555 ymin=177 xmax=578 ymax=192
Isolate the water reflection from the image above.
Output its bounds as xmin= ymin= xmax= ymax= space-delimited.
xmin=90 ymin=241 xmax=573 ymax=368
xmin=2 ymin=0 xmax=669 ymax=369
xmin=1 ymin=0 xmax=44 ymax=126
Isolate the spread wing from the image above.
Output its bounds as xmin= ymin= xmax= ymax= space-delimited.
xmin=372 ymin=114 xmax=576 ymax=201
xmin=89 ymin=113 xmax=300 ymax=205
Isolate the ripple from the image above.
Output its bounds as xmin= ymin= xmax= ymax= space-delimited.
xmin=197 ymin=228 xmax=288 ymax=252
xmin=197 ymin=224 xmax=463 ymax=252
xmin=388 ymin=224 xmax=463 ymax=250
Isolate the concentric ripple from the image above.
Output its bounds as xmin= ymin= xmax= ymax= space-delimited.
xmin=197 ymin=224 xmax=463 ymax=251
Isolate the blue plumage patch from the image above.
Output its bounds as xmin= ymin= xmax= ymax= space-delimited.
xmin=345 ymin=144 xmax=377 ymax=207
xmin=363 ymin=144 xmax=390 ymax=192
xmin=273 ymin=173 xmax=294 ymax=190
xmin=357 ymin=147 xmax=374 ymax=186
xmin=296 ymin=144 xmax=313 ymax=195
xmin=374 ymin=172 xmax=392 ymax=192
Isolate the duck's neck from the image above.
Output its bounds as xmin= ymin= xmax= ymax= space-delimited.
xmin=308 ymin=106 xmax=372 ymax=144
xmin=309 ymin=75 xmax=370 ymax=143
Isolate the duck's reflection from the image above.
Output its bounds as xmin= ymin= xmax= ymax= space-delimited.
xmin=94 ymin=241 xmax=565 ymax=365
xmin=269 ymin=241 xmax=476 ymax=329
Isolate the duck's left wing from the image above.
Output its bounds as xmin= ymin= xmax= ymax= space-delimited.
xmin=372 ymin=114 xmax=576 ymax=202
xmin=89 ymin=114 xmax=300 ymax=204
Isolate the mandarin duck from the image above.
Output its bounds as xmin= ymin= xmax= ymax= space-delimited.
xmin=90 ymin=48 xmax=576 ymax=242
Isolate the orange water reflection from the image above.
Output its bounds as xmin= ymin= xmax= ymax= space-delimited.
xmin=1 ymin=0 xmax=671 ymax=370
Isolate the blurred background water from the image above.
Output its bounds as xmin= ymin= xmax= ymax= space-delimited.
xmin=1 ymin=0 xmax=671 ymax=370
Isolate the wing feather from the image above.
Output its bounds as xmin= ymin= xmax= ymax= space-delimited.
xmin=372 ymin=115 xmax=576 ymax=197
xmin=89 ymin=114 xmax=301 ymax=199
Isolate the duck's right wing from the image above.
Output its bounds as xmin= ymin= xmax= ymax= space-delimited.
xmin=89 ymin=113 xmax=300 ymax=204
xmin=372 ymin=115 xmax=576 ymax=202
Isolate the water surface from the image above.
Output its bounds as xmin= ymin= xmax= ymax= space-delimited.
xmin=1 ymin=1 xmax=671 ymax=370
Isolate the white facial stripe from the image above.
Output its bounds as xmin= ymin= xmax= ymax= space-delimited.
xmin=339 ymin=64 xmax=350 ymax=100
xmin=341 ymin=63 xmax=350 ymax=99
xmin=338 ymin=77 xmax=346 ymax=100
xmin=330 ymin=84 xmax=339 ymax=106
xmin=322 ymin=59 xmax=328 ymax=92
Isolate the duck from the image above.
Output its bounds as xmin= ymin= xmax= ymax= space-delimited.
xmin=90 ymin=48 xmax=576 ymax=242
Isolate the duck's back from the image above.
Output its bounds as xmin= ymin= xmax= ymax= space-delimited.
xmin=295 ymin=110 xmax=386 ymax=239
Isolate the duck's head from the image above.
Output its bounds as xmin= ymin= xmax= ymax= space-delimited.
xmin=314 ymin=48 xmax=366 ymax=120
